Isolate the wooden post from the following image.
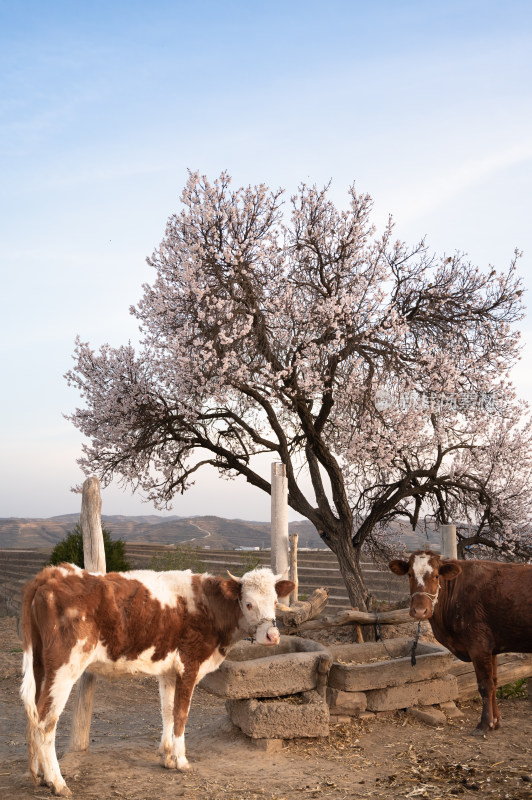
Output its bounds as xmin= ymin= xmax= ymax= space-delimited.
xmin=352 ymin=607 xmax=365 ymax=644
xmin=69 ymin=476 xmax=106 ymax=752
xmin=315 ymin=654 xmax=331 ymax=700
xmin=271 ymin=462 xmax=290 ymax=602
xmin=441 ymin=523 xmax=457 ymax=560
xmin=289 ymin=532 xmax=298 ymax=605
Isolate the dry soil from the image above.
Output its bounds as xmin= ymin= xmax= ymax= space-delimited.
xmin=1 ymin=616 xmax=530 ymax=800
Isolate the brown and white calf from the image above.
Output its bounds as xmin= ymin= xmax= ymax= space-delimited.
xmin=20 ymin=563 xmax=294 ymax=796
xmin=389 ymin=550 xmax=532 ymax=732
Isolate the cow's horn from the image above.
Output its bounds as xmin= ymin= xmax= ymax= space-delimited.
xmin=227 ymin=570 xmax=242 ymax=583
xmin=275 ymin=568 xmax=290 ymax=581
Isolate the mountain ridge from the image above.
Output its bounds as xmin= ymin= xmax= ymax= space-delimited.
xmin=0 ymin=514 xmax=327 ymax=550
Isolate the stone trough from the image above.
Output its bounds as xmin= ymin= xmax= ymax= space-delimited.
xmin=326 ymin=636 xmax=457 ymax=714
xmin=201 ymin=634 xmax=458 ymax=739
xmin=200 ymin=636 xmax=330 ymax=740
xmin=200 ymin=636 xmax=327 ymax=699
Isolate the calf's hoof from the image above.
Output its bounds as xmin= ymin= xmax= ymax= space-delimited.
xmin=159 ymin=753 xmax=191 ymax=771
xmin=52 ymin=784 xmax=72 ymax=797
xmin=159 ymin=752 xmax=174 ymax=770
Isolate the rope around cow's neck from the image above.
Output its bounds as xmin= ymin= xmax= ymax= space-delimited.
xmin=410 ymin=586 xmax=440 ymax=608
xmin=239 ymin=605 xmax=278 ymax=643
xmin=408 ymin=585 xmax=439 ymax=665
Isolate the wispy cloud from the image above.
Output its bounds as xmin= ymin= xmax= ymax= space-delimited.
xmin=389 ymin=141 xmax=532 ymax=225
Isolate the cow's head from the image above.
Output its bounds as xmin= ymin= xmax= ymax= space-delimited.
xmin=388 ymin=550 xmax=461 ymax=620
xmin=224 ymin=567 xmax=294 ymax=646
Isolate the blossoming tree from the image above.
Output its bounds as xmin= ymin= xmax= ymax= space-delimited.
xmin=66 ymin=172 xmax=531 ymax=609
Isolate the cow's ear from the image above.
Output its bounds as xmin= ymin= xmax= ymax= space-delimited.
xmin=275 ymin=579 xmax=295 ymax=598
xmin=439 ymin=562 xmax=462 ymax=581
xmin=389 ymin=559 xmax=409 ymax=576
xmin=219 ymin=577 xmax=241 ymax=600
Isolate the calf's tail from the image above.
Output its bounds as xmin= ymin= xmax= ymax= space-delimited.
xmin=19 ymin=580 xmax=42 ymax=783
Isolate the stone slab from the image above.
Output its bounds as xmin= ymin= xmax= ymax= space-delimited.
xmin=326 ymin=688 xmax=367 ymax=716
xmin=440 ymin=700 xmax=464 ymax=719
xmin=327 ymin=637 xmax=454 ymax=693
xmin=365 ymin=675 xmax=458 ymax=712
xmin=251 ymin=739 xmax=284 ymax=752
xmin=201 ymin=636 xmax=326 ymax=699
xmin=226 ymin=690 xmax=329 ymax=739
xmin=407 ymin=706 xmax=447 ymax=727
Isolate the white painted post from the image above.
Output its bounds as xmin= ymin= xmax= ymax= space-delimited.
xmin=441 ymin=523 xmax=457 ymax=560
xmin=69 ymin=476 xmax=106 ymax=752
xmin=271 ymin=462 xmax=289 ymax=602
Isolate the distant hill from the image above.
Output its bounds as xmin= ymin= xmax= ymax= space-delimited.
xmin=0 ymin=513 xmax=443 ymax=552
xmin=0 ymin=514 xmax=327 ymax=550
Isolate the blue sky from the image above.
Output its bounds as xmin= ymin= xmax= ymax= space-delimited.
xmin=1 ymin=0 xmax=531 ymax=520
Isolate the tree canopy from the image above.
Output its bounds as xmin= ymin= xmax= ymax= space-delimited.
xmin=66 ymin=172 xmax=531 ymax=607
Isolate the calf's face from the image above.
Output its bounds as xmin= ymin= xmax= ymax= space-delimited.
xmin=230 ymin=568 xmax=294 ymax=646
xmin=389 ymin=552 xmax=461 ymax=620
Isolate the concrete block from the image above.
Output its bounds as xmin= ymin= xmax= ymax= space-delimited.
xmin=365 ymin=675 xmax=458 ymax=712
xmin=226 ymin=690 xmax=329 ymax=739
xmin=201 ymin=636 xmax=327 ymax=699
xmin=407 ymin=706 xmax=447 ymax=727
xmin=326 ymin=688 xmax=367 ymax=716
xmin=327 ymin=637 xmax=454 ymax=692
xmin=440 ymin=700 xmax=464 ymax=719
xmin=251 ymin=738 xmax=284 ymax=752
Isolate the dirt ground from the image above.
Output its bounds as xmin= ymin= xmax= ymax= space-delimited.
xmin=1 ymin=616 xmax=530 ymax=800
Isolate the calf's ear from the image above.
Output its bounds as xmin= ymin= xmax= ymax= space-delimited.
xmin=275 ymin=579 xmax=295 ymax=598
xmin=219 ymin=577 xmax=241 ymax=600
xmin=439 ymin=562 xmax=462 ymax=581
xmin=389 ymin=559 xmax=409 ymax=575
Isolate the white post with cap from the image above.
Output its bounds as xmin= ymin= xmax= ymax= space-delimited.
xmin=441 ymin=523 xmax=457 ymax=560
xmin=271 ymin=462 xmax=290 ymax=602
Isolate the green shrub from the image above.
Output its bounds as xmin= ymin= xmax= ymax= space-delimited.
xmin=49 ymin=523 xmax=130 ymax=572
xmin=148 ymin=544 xmax=205 ymax=573
xmin=496 ymin=678 xmax=528 ymax=699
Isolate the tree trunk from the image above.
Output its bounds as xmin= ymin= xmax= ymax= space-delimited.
xmin=328 ymin=531 xmax=369 ymax=611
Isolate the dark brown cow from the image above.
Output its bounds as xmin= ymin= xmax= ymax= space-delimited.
xmin=389 ymin=550 xmax=532 ymax=732
xmin=20 ymin=563 xmax=294 ymax=796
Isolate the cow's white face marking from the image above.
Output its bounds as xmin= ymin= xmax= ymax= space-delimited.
xmin=238 ymin=568 xmax=281 ymax=646
xmin=412 ymin=553 xmax=433 ymax=588
xmin=120 ymin=569 xmax=196 ymax=612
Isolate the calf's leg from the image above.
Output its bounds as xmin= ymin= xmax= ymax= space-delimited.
xmin=32 ymin=670 xmax=79 ymax=796
xmin=166 ymin=668 xmax=198 ymax=771
xmin=30 ymin=646 xmax=92 ymax=796
xmin=158 ymin=675 xmax=176 ymax=768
